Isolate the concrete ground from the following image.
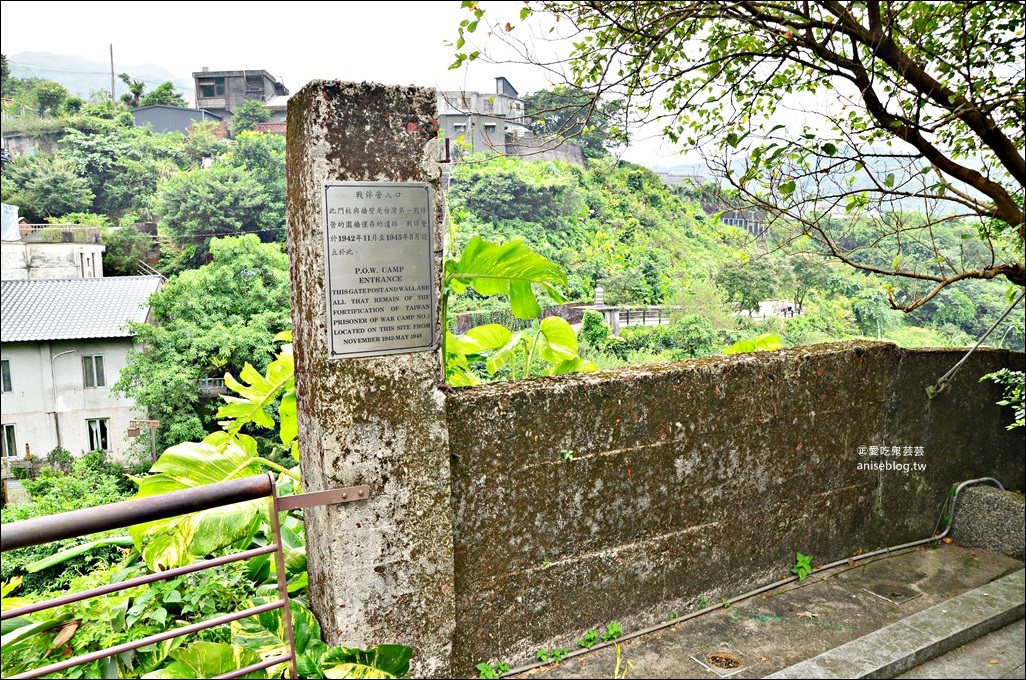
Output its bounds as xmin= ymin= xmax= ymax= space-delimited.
xmin=508 ymin=543 xmax=1024 ymax=679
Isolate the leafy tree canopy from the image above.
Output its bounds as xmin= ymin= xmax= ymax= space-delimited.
xmin=523 ymin=84 xmax=628 ymax=159
xmin=222 ymin=130 xmax=286 ymax=242
xmin=33 ymin=80 xmax=68 ymax=117
xmin=452 ymin=1 xmax=1025 ymax=311
xmin=230 ymin=100 xmax=271 ymax=137
xmin=0 ymin=153 xmax=93 ymax=220
xmin=114 ymin=235 xmax=292 ymax=450
xmin=139 ymin=81 xmax=188 ymax=108
xmin=157 ymin=164 xmax=273 ymax=267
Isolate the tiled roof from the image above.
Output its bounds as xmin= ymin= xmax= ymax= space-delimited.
xmin=1 ymin=276 xmax=163 ymax=343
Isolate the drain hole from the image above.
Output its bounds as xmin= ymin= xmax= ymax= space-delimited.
xmin=707 ymin=652 xmax=743 ymax=670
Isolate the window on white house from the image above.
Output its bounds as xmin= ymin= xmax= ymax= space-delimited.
xmin=87 ymin=418 xmax=110 ymax=452
xmin=83 ymin=355 xmax=105 ymax=388
xmin=1 ymin=424 xmax=16 ymax=458
xmin=1 ymin=359 xmax=11 ymax=393
xmin=484 ymin=123 xmax=497 ymax=133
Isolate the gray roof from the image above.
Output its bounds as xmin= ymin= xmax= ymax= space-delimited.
xmin=1 ymin=276 xmax=163 ymax=343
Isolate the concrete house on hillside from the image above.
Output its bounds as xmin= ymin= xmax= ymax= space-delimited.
xmin=0 ymin=276 xmax=163 ymax=461
xmin=192 ymin=68 xmax=289 ymax=121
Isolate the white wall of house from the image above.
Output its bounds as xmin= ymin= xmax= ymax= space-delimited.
xmin=1 ymin=339 xmax=145 ymax=461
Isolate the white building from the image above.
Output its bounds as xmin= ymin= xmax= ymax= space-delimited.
xmin=1 ymin=276 xmax=163 ymax=461
xmin=438 ymin=77 xmax=532 ymax=155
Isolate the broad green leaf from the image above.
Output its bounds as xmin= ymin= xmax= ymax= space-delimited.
xmin=485 ymin=331 xmax=527 ymax=375
xmin=232 ymin=599 xmax=321 ymax=674
xmin=535 ymin=317 xmax=580 ymax=364
xmin=1 ymin=576 xmax=24 ymax=600
xmin=456 ymin=324 xmax=513 ymax=355
xmin=278 ymin=390 xmax=297 ymax=447
xmin=0 ymin=611 xmax=74 ymax=651
xmin=445 ymin=237 xmax=568 ymax=319
xmin=549 ymin=357 xmax=599 ymax=375
xmin=143 ymin=642 xmax=265 ymax=679
xmin=778 ymin=179 xmax=796 ymax=196
xmin=1 ymin=616 xmax=32 ymax=637
xmin=219 ymin=350 xmax=295 ymax=439
xmin=754 ymin=333 xmax=783 ymax=351
xmin=129 ymin=435 xmax=265 ymax=569
xmin=724 ymin=333 xmax=782 ymax=355
xmin=321 ymin=645 xmax=413 ymax=679
xmin=883 ymin=172 xmax=895 ymax=188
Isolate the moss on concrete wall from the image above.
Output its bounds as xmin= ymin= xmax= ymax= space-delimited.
xmin=445 ymin=341 xmax=1024 ymax=673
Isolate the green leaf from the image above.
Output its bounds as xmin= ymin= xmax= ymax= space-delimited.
xmin=445 ymin=237 xmax=568 ymax=319
xmin=724 ymin=333 xmax=781 ymax=355
xmin=320 ymin=645 xmax=413 ymax=679
xmin=218 ymin=349 xmax=295 ymax=440
xmin=25 ymin=536 xmax=135 ymax=573
xmin=143 ymin=642 xmax=264 ymax=679
xmin=883 ymin=172 xmax=895 ymax=188
xmin=456 ymin=324 xmax=513 ymax=355
xmin=129 ymin=434 xmax=266 ymax=569
xmin=779 ymin=179 xmax=796 ymax=196
xmin=535 ymin=317 xmax=581 ymax=365
xmin=821 ymin=142 xmax=837 ymax=156
xmin=231 ymin=599 xmax=322 ymax=672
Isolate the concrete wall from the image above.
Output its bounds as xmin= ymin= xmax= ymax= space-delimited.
xmin=444 ymin=342 xmax=1024 ymax=673
xmin=1 ymin=241 xmax=104 ymax=280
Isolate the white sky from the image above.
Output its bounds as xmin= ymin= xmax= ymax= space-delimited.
xmin=1 ymin=0 xmax=690 ymax=168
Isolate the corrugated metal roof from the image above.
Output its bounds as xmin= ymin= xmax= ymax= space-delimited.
xmin=1 ymin=276 xmax=163 ymax=342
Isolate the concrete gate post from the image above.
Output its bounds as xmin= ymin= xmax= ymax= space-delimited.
xmin=285 ymin=81 xmax=453 ymax=676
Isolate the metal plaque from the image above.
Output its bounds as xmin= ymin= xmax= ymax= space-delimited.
xmin=322 ymin=182 xmax=436 ymax=359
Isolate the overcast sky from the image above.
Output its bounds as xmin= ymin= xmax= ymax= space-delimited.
xmin=1 ymin=0 xmax=691 ymax=168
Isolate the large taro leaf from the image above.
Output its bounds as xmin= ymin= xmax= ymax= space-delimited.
xmin=142 ymin=642 xmax=265 ymax=679
xmin=129 ymin=433 xmax=266 ymax=570
xmin=445 ymin=237 xmax=567 ymax=319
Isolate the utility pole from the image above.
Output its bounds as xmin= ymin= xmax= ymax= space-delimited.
xmin=110 ymin=44 xmax=115 ymax=101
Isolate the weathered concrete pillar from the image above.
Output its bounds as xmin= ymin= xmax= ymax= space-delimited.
xmin=286 ymin=81 xmax=453 ymax=676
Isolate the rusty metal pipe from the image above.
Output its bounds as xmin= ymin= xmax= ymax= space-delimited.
xmin=0 ymin=473 xmax=275 ymax=552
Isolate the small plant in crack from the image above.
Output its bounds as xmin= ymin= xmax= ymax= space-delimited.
xmin=476 ymin=661 xmax=509 ymax=678
xmin=696 ymin=596 xmax=708 ymax=610
xmin=561 ymin=448 xmax=575 ymax=461
xmin=578 ymin=628 xmax=600 ymax=649
xmin=536 ymin=648 xmax=569 ymax=664
xmin=601 ymin=621 xmax=623 ymax=642
xmin=792 ymin=551 xmax=814 ymax=581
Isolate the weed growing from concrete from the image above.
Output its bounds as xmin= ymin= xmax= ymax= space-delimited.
xmin=792 ymin=551 xmax=814 ymax=581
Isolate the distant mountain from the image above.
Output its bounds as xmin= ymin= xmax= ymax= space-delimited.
xmin=7 ymin=51 xmax=194 ymax=105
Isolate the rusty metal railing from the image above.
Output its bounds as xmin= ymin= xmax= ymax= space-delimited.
xmin=1 ymin=473 xmax=369 ymax=680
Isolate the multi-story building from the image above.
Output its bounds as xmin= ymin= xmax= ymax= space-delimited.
xmin=438 ymin=77 xmax=532 ymax=155
xmin=1 ymin=275 xmax=163 ymax=461
xmin=192 ymin=68 xmax=289 ymax=121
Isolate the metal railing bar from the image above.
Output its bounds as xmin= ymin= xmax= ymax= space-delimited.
xmin=276 ymin=484 xmax=370 ymax=511
xmin=268 ymin=493 xmax=300 ymax=679
xmin=1 ymin=474 xmax=275 ymax=552
xmin=216 ymin=654 xmax=296 ymax=679
xmin=10 ymin=599 xmax=288 ymax=680
xmin=2 ymin=544 xmax=280 ymax=621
